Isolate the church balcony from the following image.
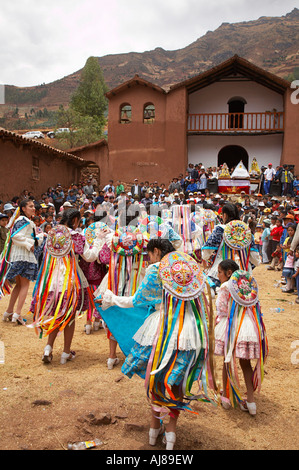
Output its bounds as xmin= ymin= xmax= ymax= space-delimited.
xmin=187 ymin=111 xmax=284 ymax=135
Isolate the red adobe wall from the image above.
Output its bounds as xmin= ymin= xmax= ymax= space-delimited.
xmin=70 ymin=141 xmax=110 ymax=187
xmin=164 ymin=86 xmax=188 ymax=179
xmin=107 ymin=84 xmax=187 ymax=185
xmin=281 ymin=87 xmax=299 ymax=176
xmin=0 ymin=140 xmax=81 ymax=202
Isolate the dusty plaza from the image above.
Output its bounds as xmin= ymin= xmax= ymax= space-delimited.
xmin=0 ymin=3 xmax=299 ymax=455
xmin=0 ymin=262 xmax=298 ymax=451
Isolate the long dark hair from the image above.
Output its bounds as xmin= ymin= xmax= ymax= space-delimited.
xmin=219 ymin=259 xmax=239 ymax=275
xmin=222 ymin=203 xmax=240 ymax=223
xmin=60 ymin=208 xmax=81 ymax=229
xmin=147 ymin=238 xmax=175 ymax=259
xmin=19 ymin=199 xmax=39 ymax=247
xmin=19 ymin=199 xmax=32 ymax=216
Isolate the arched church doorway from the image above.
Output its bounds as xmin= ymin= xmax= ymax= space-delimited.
xmin=218 ymin=145 xmax=249 ymax=173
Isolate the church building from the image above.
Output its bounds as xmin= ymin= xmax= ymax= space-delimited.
xmin=71 ymin=55 xmax=299 ymax=185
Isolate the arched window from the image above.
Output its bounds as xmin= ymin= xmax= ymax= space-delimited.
xmin=143 ymin=103 xmax=155 ymax=124
xmin=120 ymin=104 xmax=132 ymax=124
xmin=227 ymin=97 xmax=247 ymax=129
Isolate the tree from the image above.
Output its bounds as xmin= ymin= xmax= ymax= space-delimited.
xmin=54 ymin=105 xmax=103 ymax=149
xmin=70 ymin=56 xmax=108 ymax=133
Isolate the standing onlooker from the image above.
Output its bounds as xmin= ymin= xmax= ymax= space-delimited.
xmin=130 ymin=179 xmax=142 ymax=199
xmin=282 ymin=224 xmax=296 ymax=293
xmin=293 ymin=175 xmax=299 ymax=196
xmin=3 ymin=203 xmax=15 ymax=220
xmin=115 ymin=180 xmax=124 ymax=197
xmin=2 ymin=200 xmax=44 ymax=324
xmin=103 ymin=180 xmax=115 ymax=194
xmin=269 ymin=218 xmax=284 ymax=259
xmin=280 ymin=165 xmax=294 ymax=196
xmin=83 ymin=179 xmax=94 ymax=196
xmin=198 ymin=167 xmax=208 ymax=194
xmin=261 ymin=219 xmax=271 ymax=263
xmin=292 ymin=246 xmax=299 ymax=304
xmin=53 ymin=185 xmax=64 ymax=213
xmin=168 ymin=177 xmax=181 ymax=194
xmin=0 ymin=213 xmax=9 ymax=253
xmin=263 ymin=163 xmax=276 ymax=195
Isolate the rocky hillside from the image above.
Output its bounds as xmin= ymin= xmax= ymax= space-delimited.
xmin=3 ymin=8 xmax=299 ymax=109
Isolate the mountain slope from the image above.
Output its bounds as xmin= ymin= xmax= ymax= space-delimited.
xmin=3 ymin=8 xmax=299 ymax=109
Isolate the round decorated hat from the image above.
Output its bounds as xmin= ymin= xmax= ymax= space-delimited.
xmin=46 ymin=225 xmax=73 ymax=258
xmin=203 ymin=209 xmax=217 ymax=224
xmin=223 ymin=220 xmax=252 ymax=251
xmin=159 ymin=251 xmax=206 ymax=300
xmin=228 ymin=270 xmax=258 ymax=306
xmin=112 ymin=227 xmax=144 ymax=256
xmin=192 ymin=210 xmax=204 ymax=226
xmin=85 ymin=221 xmax=109 ymax=246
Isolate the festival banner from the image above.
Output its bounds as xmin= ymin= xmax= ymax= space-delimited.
xmin=218 ymin=179 xmax=250 ymax=194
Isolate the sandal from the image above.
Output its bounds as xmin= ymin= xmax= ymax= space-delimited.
xmin=2 ymin=311 xmax=13 ymax=322
xmin=42 ymin=345 xmax=53 ymax=364
xmin=84 ymin=324 xmax=92 ymax=335
xmin=240 ymin=400 xmax=256 ymax=416
xmin=163 ymin=431 xmax=176 ymax=450
xmin=149 ymin=424 xmax=165 ymax=446
xmin=107 ymin=357 xmax=120 ymax=370
xmin=60 ymin=350 xmax=76 ymax=365
xmin=220 ymin=396 xmax=232 ymax=410
xmin=11 ymin=313 xmax=26 ymax=325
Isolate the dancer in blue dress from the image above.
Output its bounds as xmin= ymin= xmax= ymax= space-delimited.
xmin=95 ymin=238 xmax=217 ymax=450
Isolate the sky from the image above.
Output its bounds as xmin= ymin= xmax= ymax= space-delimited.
xmin=0 ymin=0 xmax=298 ymax=87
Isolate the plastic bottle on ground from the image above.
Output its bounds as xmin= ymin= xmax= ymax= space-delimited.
xmin=68 ymin=438 xmax=102 ymax=450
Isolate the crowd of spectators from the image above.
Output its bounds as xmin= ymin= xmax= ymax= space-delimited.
xmin=1 ymin=168 xmax=299 ymax=302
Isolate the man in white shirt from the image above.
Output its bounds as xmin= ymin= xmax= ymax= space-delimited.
xmin=130 ymin=179 xmax=142 ymax=199
xmin=263 ymin=163 xmax=276 ymax=195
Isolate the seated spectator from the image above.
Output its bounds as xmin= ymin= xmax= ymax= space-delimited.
xmin=168 ymin=177 xmax=181 ymax=194
xmin=186 ymin=179 xmax=198 ymax=193
xmin=267 ymin=245 xmax=283 ymax=271
xmin=141 ymin=192 xmax=153 ymax=206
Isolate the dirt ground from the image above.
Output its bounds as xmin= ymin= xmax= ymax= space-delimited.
xmin=0 ymin=263 xmax=298 ymax=451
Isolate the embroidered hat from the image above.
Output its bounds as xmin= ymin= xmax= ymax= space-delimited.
xmin=112 ymin=227 xmax=144 ymax=256
xmin=159 ymin=251 xmax=206 ymax=300
xmin=46 ymin=225 xmax=73 ymax=257
xmin=223 ymin=220 xmax=252 ymax=251
xmin=85 ymin=221 xmax=109 ymax=246
xmin=228 ymin=270 xmax=259 ymax=306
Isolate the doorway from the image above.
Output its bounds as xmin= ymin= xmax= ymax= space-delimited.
xmin=228 ymin=97 xmax=246 ymax=129
xmin=218 ymin=145 xmax=249 ymax=172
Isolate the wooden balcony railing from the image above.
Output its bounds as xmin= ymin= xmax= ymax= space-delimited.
xmin=188 ymin=112 xmax=284 ymax=133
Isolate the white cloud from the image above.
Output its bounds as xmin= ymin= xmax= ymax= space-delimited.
xmin=0 ymin=0 xmax=297 ymax=86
